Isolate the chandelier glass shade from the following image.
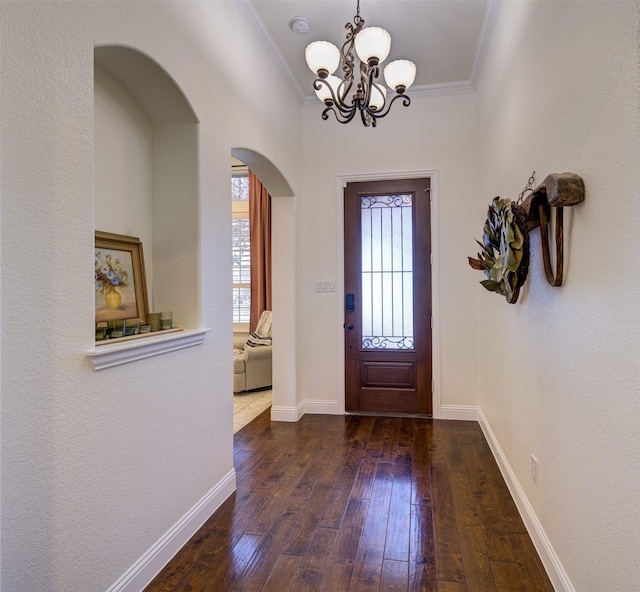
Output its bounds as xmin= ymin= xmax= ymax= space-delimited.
xmin=305 ymin=0 xmax=416 ymax=127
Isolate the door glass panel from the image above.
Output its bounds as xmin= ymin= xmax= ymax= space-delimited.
xmin=360 ymin=194 xmax=414 ymax=350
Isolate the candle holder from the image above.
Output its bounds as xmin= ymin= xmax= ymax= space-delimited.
xmin=160 ymin=311 xmax=173 ymax=330
xmin=147 ymin=312 xmax=161 ymax=332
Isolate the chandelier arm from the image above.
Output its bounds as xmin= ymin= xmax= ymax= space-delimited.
xmin=368 ymin=92 xmax=411 ymax=120
xmin=360 ymin=61 xmax=373 ymax=108
xmin=322 ymin=104 xmax=359 ymax=125
xmin=313 ymin=78 xmax=357 ymax=117
xmin=337 ymin=78 xmax=352 ymax=105
xmin=360 ymin=107 xmax=373 ymax=127
xmin=363 ymin=61 xmax=385 ymax=114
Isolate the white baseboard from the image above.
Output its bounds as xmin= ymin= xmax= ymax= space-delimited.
xmin=270 ymin=402 xmax=305 ymax=422
xmin=303 ymin=399 xmax=341 ymax=415
xmin=477 ymin=410 xmax=575 ymax=592
xmin=439 ymin=404 xmax=481 ymax=421
xmin=107 ymin=469 xmax=237 ymax=592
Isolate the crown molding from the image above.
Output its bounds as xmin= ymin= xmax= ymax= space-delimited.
xmin=235 ymin=0 xmax=500 ymax=109
xmin=233 ymin=0 xmax=307 ymax=106
xmin=470 ymin=0 xmax=502 ymax=87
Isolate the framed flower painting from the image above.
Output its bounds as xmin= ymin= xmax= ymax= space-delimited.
xmin=95 ymin=231 xmax=149 ymax=323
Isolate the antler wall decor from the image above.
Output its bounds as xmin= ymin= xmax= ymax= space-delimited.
xmin=468 ymin=172 xmax=585 ymax=303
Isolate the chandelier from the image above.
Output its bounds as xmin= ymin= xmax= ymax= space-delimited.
xmin=304 ymin=0 xmax=416 ymax=127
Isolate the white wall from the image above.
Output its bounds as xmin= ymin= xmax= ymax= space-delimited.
xmin=475 ymin=1 xmax=640 ymax=590
xmin=0 ymin=1 xmax=300 ymax=590
xmin=94 ymin=65 xmax=154 ymax=265
xmin=299 ymin=93 xmax=479 ymax=414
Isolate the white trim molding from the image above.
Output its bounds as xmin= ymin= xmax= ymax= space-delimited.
xmin=470 ymin=0 xmax=502 ymax=87
xmin=303 ymin=399 xmax=341 ymax=416
xmin=271 ymin=401 xmax=305 ymax=423
xmin=106 ymin=469 xmax=236 ymax=592
xmin=478 ymin=410 xmax=576 ymax=592
xmin=236 ymin=0 xmax=501 ymax=109
xmin=232 ymin=0 xmax=307 ymax=105
xmin=87 ymin=328 xmax=209 ymax=371
xmin=439 ymin=405 xmax=481 ymax=422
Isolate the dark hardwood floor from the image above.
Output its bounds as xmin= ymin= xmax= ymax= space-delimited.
xmin=145 ymin=411 xmax=554 ymax=591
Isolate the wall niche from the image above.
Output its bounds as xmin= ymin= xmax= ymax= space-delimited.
xmin=91 ymin=45 xmax=204 ymax=368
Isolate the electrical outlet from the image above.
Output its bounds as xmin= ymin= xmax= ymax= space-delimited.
xmin=531 ymin=455 xmax=539 ymax=485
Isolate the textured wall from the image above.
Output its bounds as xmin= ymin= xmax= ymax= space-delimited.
xmin=0 ymin=1 xmax=301 ymax=590
xmin=475 ymin=1 xmax=640 ymax=589
xmin=94 ymin=65 xmax=156 ymax=301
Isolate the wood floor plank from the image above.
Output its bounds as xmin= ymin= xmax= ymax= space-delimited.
xmin=318 ymin=441 xmax=366 ymax=529
xmin=397 ymin=417 xmax=415 ymax=449
xmin=380 ymin=559 xmax=410 ymax=591
xmin=380 ymin=417 xmax=402 ymax=463
xmin=450 ymin=471 xmax=481 ymax=529
xmin=321 ymin=498 xmax=369 ymax=592
xmin=430 ymin=461 xmax=466 ymax=584
xmin=262 ymin=554 xmax=303 ymax=592
xmin=289 ymin=526 xmax=339 ymax=592
xmin=234 ymin=510 xmax=300 ymax=592
xmin=438 ymin=581 xmax=469 ymax=592
xmin=385 ymin=450 xmax=412 ymax=561
xmin=145 ymin=414 xmax=554 ymax=592
xmin=349 ymin=462 xmax=394 ymax=591
xmin=490 ymin=560 xmax=527 ymax=592
xmin=409 ymin=500 xmax=438 ymax=592
xmin=283 ymin=461 xmax=343 ymax=556
xmin=183 ymin=532 xmax=263 ymax=591
xmin=457 ymin=526 xmax=497 ymax=592
xmin=350 ymin=441 xmax=382 ymax=500
xmin=508 ymin=533 xmax=556 ymax=592
xmin=245 ymin=451 xmax=312 ymax=536
xmin=411 ymin=459 xmax=432 ymax=505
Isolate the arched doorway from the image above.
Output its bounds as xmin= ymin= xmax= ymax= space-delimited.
xmin=230 ymin=148 xmax=297 ymax=427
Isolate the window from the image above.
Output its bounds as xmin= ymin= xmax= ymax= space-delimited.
xmin=232 ymin=173 xmax=250 ymax=327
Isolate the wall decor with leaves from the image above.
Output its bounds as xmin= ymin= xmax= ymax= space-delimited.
xmin=468 ymin=173 xmax=585 ymax=303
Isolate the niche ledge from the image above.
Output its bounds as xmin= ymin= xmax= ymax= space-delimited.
xmin=87 ymin=328 xmax=209 ymax=371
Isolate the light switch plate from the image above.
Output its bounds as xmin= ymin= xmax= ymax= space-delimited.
xmin=315 ymin=280 xmax=336 ymax=292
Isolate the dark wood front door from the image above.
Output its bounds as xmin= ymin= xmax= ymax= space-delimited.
xmin=344 ymin=178 xmax=432 ymax=415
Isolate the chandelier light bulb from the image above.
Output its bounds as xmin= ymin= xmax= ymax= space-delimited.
xmin=354 ymin=26 xmax=391 ymax=66
xmin=384 ymin=59 xmax=417 ymax=93
xmin=369 ymin=83 xmax=387 ymax=111
xmin=314 ymin=75 xmax=343 ymax=104
xmin=305 ymin=41 xmax=341 ymax=77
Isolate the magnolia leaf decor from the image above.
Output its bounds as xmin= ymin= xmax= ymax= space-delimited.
xmin=468 ymin=197 xmax=530 ymax=304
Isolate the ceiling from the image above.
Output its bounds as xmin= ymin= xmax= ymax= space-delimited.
xmin=239 ymin=0 xmax=491 ymax=105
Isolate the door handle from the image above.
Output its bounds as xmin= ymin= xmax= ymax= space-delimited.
xmin=346 ymin=323 xmax=354 ymax=330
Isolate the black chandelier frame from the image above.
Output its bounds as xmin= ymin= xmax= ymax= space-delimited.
xmin=312 ymin=3 xmax=411 ymax=128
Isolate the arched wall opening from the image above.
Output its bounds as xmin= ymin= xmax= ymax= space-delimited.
xmin=231 ymin=148 xmax=297 ymax=418
xmin=94 ymin=45 xmax=201 ymax=330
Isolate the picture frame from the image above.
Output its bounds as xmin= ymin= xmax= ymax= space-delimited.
xmin=95 ymin=231 xmax=149 ymax=324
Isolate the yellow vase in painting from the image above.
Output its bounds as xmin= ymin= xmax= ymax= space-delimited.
xmin=104 ymin=284 xmax=122 ymax=310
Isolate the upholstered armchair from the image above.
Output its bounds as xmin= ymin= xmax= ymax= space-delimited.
xmin=233 ymin=311 xmax=272 ymax=393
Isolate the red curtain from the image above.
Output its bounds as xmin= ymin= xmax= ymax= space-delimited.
xmin=249 ymin=170 xmax=272 ymax=332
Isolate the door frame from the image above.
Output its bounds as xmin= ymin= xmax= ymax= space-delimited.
xmin=334 ymin=170 xmax=442 ymax=417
